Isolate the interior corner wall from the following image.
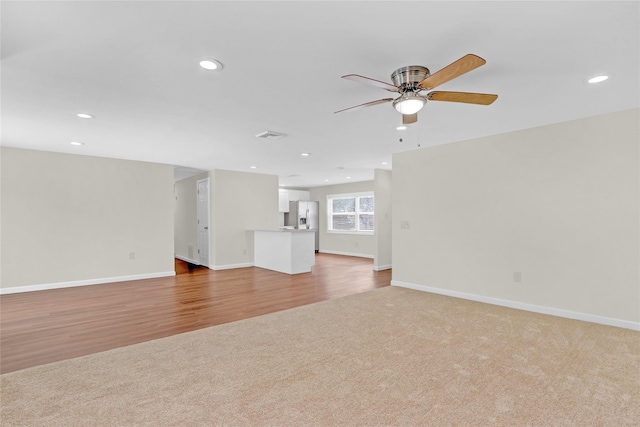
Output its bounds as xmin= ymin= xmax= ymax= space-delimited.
xmin=309 ymin=181 xmax=375 ymax=258
xmin=211 ymin=169 xmax=279 ymax=269
xmin=374 ymin=169 xmax=392 ymax=270
xmin=0 ymin=147 xmax=175 ymax=290
xmin=392 ymin=109 xmax=640 ymax=325
xmin=174 ymin=171 xmax=209 ymax=264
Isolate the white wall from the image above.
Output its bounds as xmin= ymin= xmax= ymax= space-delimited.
xmin=173 ymin=169 xmax=278 ymax=270
xmin=374 ymin=169 xmax=392 ymax=270
xmin=211 ymin=169 xmax=279 ymax=269
xmin=392 ymin=109 xmax=639 ymax=327
xmin=310 ymin=181 xmax=375 ymax=258
xmin=1 ymin=148 xmax=175 ymax=290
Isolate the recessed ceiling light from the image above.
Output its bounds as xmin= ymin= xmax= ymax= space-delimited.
xmin=199 ymin=58 xmax=223 ymax=71
xmin=324 ymin=179 xmax=329 ymax=182
xmin=250 ymin=166 xmax=257 ymax=169
xmin=346 ymin=176 xmax=352 ymax=179
xmin=396 ymin=126 xmax=407 ymax=130
xmin=77 ymin=113 xmax=94 ymax=119
xmin=301 ymin=153 xmax=311 ymax=157
xmin=588 ymin=75 xmax=608 ymax=84
xmin=70 ymin=141 xmax=84 ymax=146
xmin=381 ymin=162 xmax=388 ymax=165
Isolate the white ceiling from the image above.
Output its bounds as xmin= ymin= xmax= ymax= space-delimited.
xmin=2 ymin=1 xmax=638 ymax=187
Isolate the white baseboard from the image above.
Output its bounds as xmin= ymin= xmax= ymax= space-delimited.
xmin=0 ymin=271 xmax=176 ymax=295
xmin=373 ymin=264 xmax=392 ymax=271
xmin=319 ymin=250 xmax=374 ymax=259
xmin=391 ymin=280 xmax=640 ymax=331
xmin=212 ymin=262 xmax=254 ymax=271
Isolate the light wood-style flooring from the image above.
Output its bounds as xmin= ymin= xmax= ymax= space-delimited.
xmin=0 ymin=254 xmax=391 ymax=374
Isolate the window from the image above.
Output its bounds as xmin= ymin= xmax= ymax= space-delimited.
xmin=327 ymin=192 xmax=374 ymax=234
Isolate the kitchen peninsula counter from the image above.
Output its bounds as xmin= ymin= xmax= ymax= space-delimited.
xmin=253 ymin=229 xmax=315 ymax=274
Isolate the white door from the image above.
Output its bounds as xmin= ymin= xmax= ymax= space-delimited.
xmin=197 ymin=178 xmax=210 ymax=267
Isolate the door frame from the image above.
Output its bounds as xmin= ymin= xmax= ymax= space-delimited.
xmin=196 ymin=177 xmax=210 ymax=267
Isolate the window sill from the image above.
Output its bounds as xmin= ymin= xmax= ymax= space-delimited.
xmin=327 ymin=230 xmax=374 ymax=236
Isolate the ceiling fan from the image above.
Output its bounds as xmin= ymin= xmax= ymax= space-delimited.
xmin=335 ymin=54 xmax=498 ymax=125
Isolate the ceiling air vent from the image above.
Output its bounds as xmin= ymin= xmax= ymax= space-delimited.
xmin=255 ymin=130 xmax=287 ymax=140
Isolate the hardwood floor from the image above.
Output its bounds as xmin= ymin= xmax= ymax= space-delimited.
xmin=0 ymin=254 xmax=391 ymax=374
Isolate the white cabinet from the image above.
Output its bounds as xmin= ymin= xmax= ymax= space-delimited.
xmin=254 ymin=230 xmax=315 ymax=274
xmin=279 ymin=189 xmax=310 ymax=212
xmin=278 ymin=190 xmax=290 ymax=212
xmin=287 ymin=190 xmax=310 ymax=202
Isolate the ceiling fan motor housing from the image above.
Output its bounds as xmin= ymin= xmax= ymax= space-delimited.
xmin=391 ymin=66 xmax=430 ymax=91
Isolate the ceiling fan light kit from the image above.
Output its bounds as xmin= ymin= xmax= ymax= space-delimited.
xmin=393 ymin=92 xmax=426 ymax=115
xmin=336 ymin=54 xmax=498 ymax=124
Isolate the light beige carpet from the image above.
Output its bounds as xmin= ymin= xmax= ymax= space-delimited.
xmin=1 ymin=286 xmax=638 ymax=426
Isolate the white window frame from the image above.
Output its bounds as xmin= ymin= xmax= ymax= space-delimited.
xmin=326 ymin=191 xmax=374 ymax=235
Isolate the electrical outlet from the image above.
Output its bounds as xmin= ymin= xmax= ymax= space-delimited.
xmin=243 ymin=249 xmax=247 ymax=255
xmin=129 ymin=252 xmax=135 ymax=260
xmin=513 ymin=272 xmax=522 ymax=283
xmin=355 ymin=242 xmax=359 ymax=248
xmin=400 ymin=221 xmax=410 ymax=229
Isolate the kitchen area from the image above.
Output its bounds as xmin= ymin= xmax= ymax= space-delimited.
xmin=253 ymin=189 xmax=319 ymax=275
xmin=175 ymin=169 xmax=385 ymax=276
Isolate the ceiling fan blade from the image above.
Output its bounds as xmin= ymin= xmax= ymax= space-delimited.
xmin=427 ymin=91 xmax=498 ymax=105
xmin=418 ymin=54 xmax=487 ymax=90
xmin=342 ymin=74 xmax=399 ymax=92
xmin=402 ymin=113 xmax=418 ymax=124
xmin=334 ymin=98 xmax=393 ymax=114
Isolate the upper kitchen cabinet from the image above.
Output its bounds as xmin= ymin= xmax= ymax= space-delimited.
xmin=288 ymin=190 xmax=310 ymax=202
xmin=279 ymin=189 xmax=289 ymax=212
xmin=279 ymin=189 xmax=310 ymax=212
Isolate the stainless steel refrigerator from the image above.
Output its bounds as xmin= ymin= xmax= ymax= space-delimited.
xmin=286 ymin=201 xmax=319 ymax=252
